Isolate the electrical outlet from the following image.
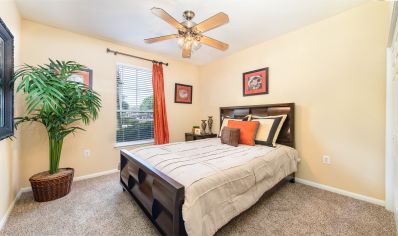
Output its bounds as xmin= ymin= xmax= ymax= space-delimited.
xmin=84 ymin=149 xmax=91 ymax=157
xmin=322 ymin=155 xmax=331 ymax=165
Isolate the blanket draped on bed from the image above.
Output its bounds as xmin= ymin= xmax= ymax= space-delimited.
xmin=130 ymin=138 xmax=299 ymax=236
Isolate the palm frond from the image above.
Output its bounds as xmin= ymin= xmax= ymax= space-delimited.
xmin=13 ymin=59 xmax=102 ymax=135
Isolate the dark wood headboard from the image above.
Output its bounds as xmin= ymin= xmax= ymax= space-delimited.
xmin=220 ymin=103 xmax=295 ymax=148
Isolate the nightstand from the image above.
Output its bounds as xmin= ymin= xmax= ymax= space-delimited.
xmin=185 ymin=133 xmax=217 ymax=141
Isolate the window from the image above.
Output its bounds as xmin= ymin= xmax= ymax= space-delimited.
xmin=116 ymin=64 xmax=154 ymax=145
xmin=0 ymin=19 xmax=14 ymax=141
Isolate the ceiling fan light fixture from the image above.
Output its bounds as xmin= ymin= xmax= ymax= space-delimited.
xmin=177 ymin=37 xmax=185 ymax=48
xmin=183 ymin=40 xmax=192 ymax=49
xmin=145 ymin=8 xmax=229 ymax=58
xmin=192 ymin=40 xmax=201 ymax=51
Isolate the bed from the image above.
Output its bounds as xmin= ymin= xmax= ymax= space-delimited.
xmin=120 ymin=103 xmax=297 ymax=235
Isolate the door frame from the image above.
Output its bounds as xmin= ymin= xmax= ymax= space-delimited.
xmin=386 ymin=47 xmax=393 ymax=211
xmin=386 ymin=2 xmax=398 ymax=229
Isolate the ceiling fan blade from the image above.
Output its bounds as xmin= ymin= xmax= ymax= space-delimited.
xmin=151 ymin=7 xmax=186 ymax=31
xmin=193 ymin=12 xmax=229 ymax=33
xmin=144 ymin=34 xmax=178 ymax=43
xmin=182 ymin=44 xmax=192 ymax=58
xmin=200 ymin=36 xmax=229 ymax=51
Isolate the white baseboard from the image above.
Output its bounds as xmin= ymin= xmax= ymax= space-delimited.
xmin=296 ymin=178 xmax=385 ymax=206
xmin=74 ymin=169 xmax=119 ymax=182
xmin=0 ymin=169 xmax=119 ymax=231
xmin=0 ymin=190 xmax=22 ymax=231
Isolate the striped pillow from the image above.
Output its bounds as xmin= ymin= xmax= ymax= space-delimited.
xmin=251 ymin=115 xmax=287 ymax=147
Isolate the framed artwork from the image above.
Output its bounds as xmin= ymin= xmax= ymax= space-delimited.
xmin=0 ymin=18 xmax=14 ymax=141
xmin=194 ymin=128 xmax=201 ymax=135
xmin=174 ymin=83 xmax=192 ymax=104
xmin=242 ymin=67 xmax=269 ymax=96
xmin=67 ymin=68 xmax=93 ymax=89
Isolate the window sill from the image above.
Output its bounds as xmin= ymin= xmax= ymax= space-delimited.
xmin=114 ymin=139 xmax=154 ymax=149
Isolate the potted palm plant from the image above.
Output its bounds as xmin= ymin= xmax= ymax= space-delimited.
xmin=13 ymin=60 xmax=101 ymax=202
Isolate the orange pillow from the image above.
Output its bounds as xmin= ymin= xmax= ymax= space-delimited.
xmin=227 ymin=120 xmax=259 ymax=146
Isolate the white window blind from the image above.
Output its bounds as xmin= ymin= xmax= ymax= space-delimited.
xmin=116 ymin=64 xmax=154 ymax=144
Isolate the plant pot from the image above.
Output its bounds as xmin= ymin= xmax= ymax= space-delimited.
xmin=29 ymin=168 xmax=74 ymax=202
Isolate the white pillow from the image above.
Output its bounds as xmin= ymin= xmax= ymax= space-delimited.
xmin=251 ymin=115 xmax=287 ymax=147
xmin=218 ymin=115 xmax=251 ymax=137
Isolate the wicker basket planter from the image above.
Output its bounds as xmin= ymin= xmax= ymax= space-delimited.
xmin=29 ymin=168 xmax=74 ymax=202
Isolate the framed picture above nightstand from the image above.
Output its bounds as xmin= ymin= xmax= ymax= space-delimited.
xmin=175 ymin=83 xmax=192 ymax=104
xmin=185 ymin=133 xmax=217 ymax=141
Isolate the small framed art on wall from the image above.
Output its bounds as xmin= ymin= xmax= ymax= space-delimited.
xmin=175 ymin=83 xmax=192 ymax=104
xmin=242 ymin=67 xmax=269 ymax=96
xmin=67 ymin=68 xmax=93 ymax=89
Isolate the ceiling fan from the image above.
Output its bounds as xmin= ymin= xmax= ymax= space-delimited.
xmin=144 ymin=8 xmax=229 ymax=58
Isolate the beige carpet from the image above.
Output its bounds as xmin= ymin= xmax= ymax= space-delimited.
xmin=1 ymin=173 xmax=395 ymax=236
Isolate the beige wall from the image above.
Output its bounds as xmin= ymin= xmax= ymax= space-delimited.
xmin=0 ymin=0 xmax=21 ymax=226
xmin=18 ymin=20 xmax=200 ymax=187
xmin=199 ymin=2 xmax=389 ymax=200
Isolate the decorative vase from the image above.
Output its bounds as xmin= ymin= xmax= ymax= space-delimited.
xmin=201 ymin=120 xmax=207 ymax=134
xmin=208 ymin=116 xmax=213 ymax=134
xmin=29 ymin=168 xmax=74 ymax=202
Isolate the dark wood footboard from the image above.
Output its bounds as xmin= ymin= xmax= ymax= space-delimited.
xmin=120 ymin=150 xmax=186 ymax=235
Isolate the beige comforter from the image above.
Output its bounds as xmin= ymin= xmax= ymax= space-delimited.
xmin=129 ymin=138 xmax=299 ymax=236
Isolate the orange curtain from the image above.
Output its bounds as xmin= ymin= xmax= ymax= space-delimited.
xmin=152 ymin=63 xmax=169 ymax=144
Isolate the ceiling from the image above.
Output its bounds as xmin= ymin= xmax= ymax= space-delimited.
xmin=16 ymin=0 xmax=370 ymax=65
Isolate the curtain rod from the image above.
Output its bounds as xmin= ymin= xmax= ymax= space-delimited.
xmin=106 ymin=48 xmax=169 ymax=66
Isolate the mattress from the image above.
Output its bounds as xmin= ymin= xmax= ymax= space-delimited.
xmin=129 ymin=138 xmax=299 ymax=236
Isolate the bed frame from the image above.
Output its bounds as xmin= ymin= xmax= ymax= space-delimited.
xmin=120 ymin=103 xmax=295 ymax=235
